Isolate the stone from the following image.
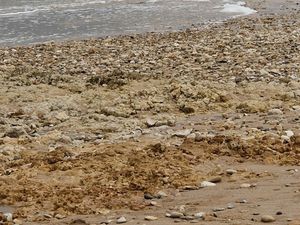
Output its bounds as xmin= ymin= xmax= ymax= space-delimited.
xmin=144 ymin=216 xmax=158 ymax=221
xmin=156 ymin=191 xmax=168 ymax=198
xmin=261 ymin=215 xmax=276 ymax=223
xmin=226 ymin=169 xmax=237 ymax=175
xmin=13 ymin=219 xmax=23 ymax=224
xmin=55 ymin=112 xmax=69 ymax=122
xmin=145 ymin=118 xmax=157 ymax=127
xmin=144 ymin=193 xmax=154 ymax=199
xmin=227 ymin=204 xmax=235 ymax=209
xmin=194 ymin=212 xmax=205 ymax=219
xmin=209 ymin=176 xmax=222 ymax=183
xmin=167 ymin=212 xmax=184 ymax=218
xmin=268 ymin=108 xmax=283 ymax=115
xmin=240 ymin=183 xmax=251 ymax=188
xmin=285 ymin=130 xmax=294 ymax=138
xmin=212 ymin=208 xmax=226 ymax=212
xmin=55 ymin=214 xmax=66 ymax=219
xmin=200 ymin=181 xmax=216 ymax=188
xmin=173 ymin=129 xmax=193 ymax=138
xmin=4 ymin=126 xmax=27 ymax=138
xmin=3 ymin=213 xmax=13 ymax=222
xmin=116 ymin=216 xmax=127 ymax=224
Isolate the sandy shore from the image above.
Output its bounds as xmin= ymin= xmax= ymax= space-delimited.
xmin=0 ymin=2 xmax=300 ymax=225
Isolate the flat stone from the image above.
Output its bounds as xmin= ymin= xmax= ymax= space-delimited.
xmin=212 ymin=208 xmax=225 ymax=212
xmin=261 ymin=215 xmax=276 ymax=223
xmin=144 ymin=216 xmax=158 ymax=221
xmin=167 ymin=211 xmax=184 ymax=218
xmin=173 ymin=129 xmax=193 ymax=138
xmin=240 ymin=183 xmax=251 ymax=188
xmin=200 ymin=181 xmax=216 ymax=188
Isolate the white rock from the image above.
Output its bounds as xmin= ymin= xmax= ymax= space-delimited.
xmin=194 ymin=212 xmax=205 ymax=219
xmin=156 ymin=191 xmax=168 ymax=198
xmin=144 ymin=216 xmax=158 ymax=221
xmin=226 ymin=169 xmax=237 ymax=175
xmin=240 ymin=183 xmax=251 ymax=188
xmin=117 ymin=216 xmax=127 ymax=224
xmin=285 ymin=130 xmax=294 ymax=138
xmin=4 ymin=213 xmax=13 ymax=222
xmin=200 ymin=181 xmax=216 ymax=188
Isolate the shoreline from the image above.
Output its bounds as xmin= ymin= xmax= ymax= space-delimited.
xmin=0 ymin=0 xmax=299 ymax=48
xmin=0 ymin=5 xmax=300 ymax=225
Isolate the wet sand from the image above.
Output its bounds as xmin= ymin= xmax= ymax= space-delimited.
xmin=0 ymin=0 xmax=300 ymax=224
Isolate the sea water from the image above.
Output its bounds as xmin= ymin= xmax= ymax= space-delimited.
xmin=0 ymin=0 xmax=256 ymax=46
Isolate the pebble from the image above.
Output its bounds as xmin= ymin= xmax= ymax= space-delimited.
xmin=200 ymin=181 xmax=216 ymax=188
xmin=227 ymin=204 xmax=235 ymax=209
xmin=167 ymin=211 xmax=184 ymax=218
xmin=173 ymin=129 xmax=193 ymax=138
xmin=261 ymin=215 xmax=276 ymax=223
xmin=209 ymin=176 xmax=222 ymax=183
xmin=226 ymin=169 xmax=237 ymax=175
xmin=285 ymin=130 xmax=294 ymax=138
xmin=144 ymin=216 xmax=158 ymax=221
xmin=268 ymin=108 xmax=283 ymax=115
xmin=145 ymin=118 xmax=157 ymax=127
xmin=156 ymin=191 xmax=168 ymax=198
xmin=116 ymin=216 xmax=127 ymax=224
xmin=55 ymin=214 xmax=66 ymax=219
xmin=240 ymin=183 xmax=251 ymax=188
xmin=144 ymin=192 xmax=154 ymax=199
xmin=3 ymin=213 xmax=13 ymax=222
xmin=194 ymin=212 xmax=205 ymax=219
xmin=213 ymin=208 xmax=226 ymax=212
xmin=13 ymin=219 xmax=23 ymax=224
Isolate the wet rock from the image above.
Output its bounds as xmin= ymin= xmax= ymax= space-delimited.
xmin=261 ymin=215 xmax=276 ymax=223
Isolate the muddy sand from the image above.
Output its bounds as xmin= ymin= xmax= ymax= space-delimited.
xmin=0 ymin=1 xmax=300 ymax=225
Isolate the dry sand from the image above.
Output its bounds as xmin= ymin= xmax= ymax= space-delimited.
xmin=0 ymin=1 xmax=300 ymax=224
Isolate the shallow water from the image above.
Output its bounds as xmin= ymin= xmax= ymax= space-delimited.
xmin=0 ymin=0 xmax=255 ymax=46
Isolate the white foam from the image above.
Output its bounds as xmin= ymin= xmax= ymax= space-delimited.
xmin=221 ymin=1 xmax=256 ymax=15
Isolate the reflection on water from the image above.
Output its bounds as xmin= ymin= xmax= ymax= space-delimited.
xmin=0 ymin=0 xmax=247 ymax=46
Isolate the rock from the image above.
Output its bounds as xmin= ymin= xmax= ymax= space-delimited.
xmin=212 ymin=208 xmax=225 ymax=212
xmin=4 ymin=126 xmax=27 ymax=138
xmin=285 ymin=130 xmax=294 ymax=138
xmin=144 ymin=216 xmax=158 ymax=221
xmin=227 ymin=204 xmax=235 ymax=209
xmin=144 ymin=192 xmax=154 ymax=200
xmin=156 ymin=191 xmax=168 ymax=198
xmin=55 ymin=111 xmax=69 ymax=122
xmin=240 ymin=183 xmax=251 ymax=188
xmin=3 ymin=213 xmax=13 ymax=222
xmin=55 ymin=214 xmax=66 ymax=219
xmin=200 ymin=181 xmax=216 ymax=188
xmin=116 ymin=216 xmax=127 ymax=224
xmin=268 ymin=108 xmax=283 ymax=115
xmin=276 ymin=211 xmax=283 ymax=215
xmin=70 ymin=219 xmax=88 ymax=224
xmin=261 ymin=215 xmax=276 ymax=223
xmin=226 ymin=169 xmax=237 ymax=175
xmin=166 ymin=212 xmax=184 ymax=218
xmin=13 ymin=219 xmax=23 ymax=224
xmin=173 ymin=129 xmax=193 ymax=138
xmin=145 ymin=118 xmax=157 ymax=127
xmin=209 ymin=176 xmax=222 ymax=183
xmin=194 ymin=212 xmax=205 ymax=219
